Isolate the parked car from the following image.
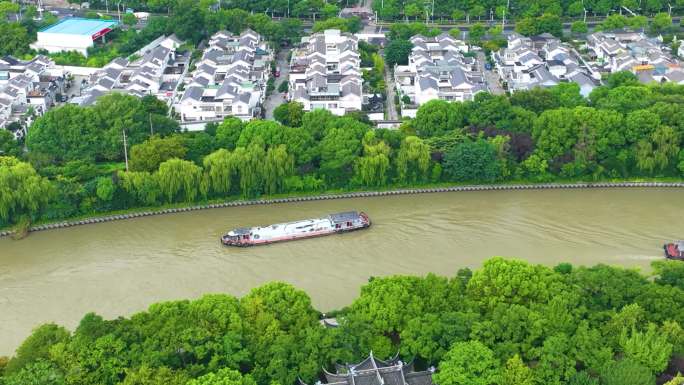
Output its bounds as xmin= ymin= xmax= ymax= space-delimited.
xmin=275 ymin=70 xmax=281 ymax=77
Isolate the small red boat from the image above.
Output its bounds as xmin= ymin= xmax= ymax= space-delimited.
xmin=221 ymin=211 xmax=371 ymax=247
xmin=664 ymin=241 xmax=684 ymax=260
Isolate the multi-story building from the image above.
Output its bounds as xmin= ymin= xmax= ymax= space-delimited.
xmin=0 ymin=55 xmax=66 ymax=138
xmin=72 ymin=35 xmax=187 ymax=106
xmin=394 ymin=33 xmax=485 ymax=117
xmin=176 ymin=29 xmax=272 ymax=122
xmin=288 ymin=29 xmax=363 ymax=116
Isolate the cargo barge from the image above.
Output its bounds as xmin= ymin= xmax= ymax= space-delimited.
xmin=664 ymin=241 xmax=684 ymax=260
xmin=221 ymin=211 xmax=371 ymax=246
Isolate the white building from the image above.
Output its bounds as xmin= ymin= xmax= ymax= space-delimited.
xmin=288 ymin=29 xmax=363 ymax=116
xmin=394 ymin=33 xmax=485 ymax=117
xmin=176 ymin=29 xmax=272 ymax=122
xmin=0 ymin=55 xmax=66 ymax=138
xmin=72 ymin=35 xmax=187 ymax=106
xmin=31 ymin=18 xmax=119 ymax=57
xmin=494 ymin=33 xmax=597 ymax=94
xmin=587 ymin=30 xmax=682 ymax=83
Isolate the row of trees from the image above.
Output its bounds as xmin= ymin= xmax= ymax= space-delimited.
xmin=372 ymin=0 xmax=683 ymax=21
xmin=3 ymin=72 xmax=684 ymax=227
xmin=1 ymin=257 xmax=684 ymax=384
xmin=68 ymin=0 xmax=358 ymax=19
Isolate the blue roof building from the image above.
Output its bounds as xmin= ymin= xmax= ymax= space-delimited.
xmin=31 ymin=18 xmax=120 ymax=57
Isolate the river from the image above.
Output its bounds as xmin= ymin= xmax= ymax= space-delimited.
xmin=0 ymin=188 xmax=682 ymax=355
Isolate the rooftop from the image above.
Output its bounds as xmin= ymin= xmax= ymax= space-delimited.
xmin=39 ymin=18 xmax=119 ymax=36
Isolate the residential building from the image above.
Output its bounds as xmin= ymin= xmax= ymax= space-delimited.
xmin=494 ymin=33 xmax=597 ymax=94
xmin=394 ymin=33 xmax=485 ymax=117
xmin=176 ymin=29 xmax=272 ymax=122
xmin=0 ymin=55 xmax=66 ymax=138
xmin=72 ymin=35 xmax=187 ymax=106
xmin=288 ymin=29 xmax=363 ymax=116
xmin=586 ymin=30 xmax=682 ymax=83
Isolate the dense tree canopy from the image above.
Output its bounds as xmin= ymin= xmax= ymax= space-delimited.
xmin=2 ymin=257 xmax=683 ymax=385
xmin=4 ymin=77 xmax=684 ymax=227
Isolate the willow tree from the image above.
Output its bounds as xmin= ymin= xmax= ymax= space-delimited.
xmin=636 ymin=126 xmax=679 ymax=174
xmin=203 ymin=149 xmax=237 ymax=196
xmin=157 ymin=158 xmax=204 ymax=203
xmin=0 ymin=156 xmax=53 ymax=223
xmin=233 ymin=143 xmax=266 ymax=197
xmin=120 ymin=171 xmax=162 ymax=206
xmin=395 ymin=136 xmax=430 ymax=184
xmin=354 ymin=132 xmax=391 ymax=187
xmin=262 ymin=145 xmax=293 ymax=195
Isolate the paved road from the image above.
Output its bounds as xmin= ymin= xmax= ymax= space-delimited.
xmin=264 ymin=50 xmax=290 ymax=119
xmin=384 ymin=64 xmax=399 ymax=120
xmin=477 ymin=51 xmax=505 ymax=95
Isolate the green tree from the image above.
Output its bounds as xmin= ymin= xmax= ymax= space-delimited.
xmin=121 ymin=365 xmax=189 ymax=385
xmin=0 ymin=129 xmax=22 ymax=158
xmin=26 ymin=104 xmax=103 ymax=165
xmin=433 ymin=341 xmax=500 ymax=385
xmin=650 ymin=12 xmax=672 ymax=35
xmin=501 ymin=354 xmax=533 ymax=385
xmin=354 ymin=131 xmax=391 ymax=187
xmin=319 ymin=126 xmax=363 ymax=184
xmin=188 ymin=368 xmax=257 ymax=385
xmin=262 ymin=145 xmax=294 ymax=194
xmin=122 ymin=12 xmax=137 ymax=26
xmin=95 ymin=177 xmax=115 ymax=202
xmin=120 ymin=171 xmax=162 ymax=205
xmin=619 ymin=323 xmax=673 ymax=374
xmin=570 ymin=21 xmax=588 ymax=35
xmin=384 ymin=39 xmax=413 ymax=66
xmin=4 ymin=324 xmax=69 ymax=375
xmin=652 ymin=260 xmax=684 ymax=290
xmin=156 ymin=158 xmax=204 ymax=202
xmin=0 ymin=157 xmax=53 ymax=223
xmin=0 ymin=22 xmax=31 ymax=56
xmin=413 ymin=99 xmax=465 ymax=138
xmin=469 ymin=23 xmax=486 ymax=44
xmin=202 ymin=149 xmax=236 ymax=196
xmin=129 ymin=135 xmax=187 ymax=172
xmin=215 ymin=117 xmax=244 ymax=150
xmin=395 ymin=136 xmax=430 ymax=184
xmin=3 ymin=359 xmax=64 ymax=385
xmin=443 ymin=139 xmax=500 ymax=182
xmin=273 ymin=102 xmax=304 ymax=127
xmin=598 ymin=359 xmax=655 ymax=385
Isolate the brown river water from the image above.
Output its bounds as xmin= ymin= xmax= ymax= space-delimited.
xmin=0 ymin=188 xmax=682 ymax=355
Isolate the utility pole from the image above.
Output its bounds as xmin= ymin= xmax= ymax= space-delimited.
xmin=106 ymin=0 xmax=109 ymax=13
xmin=431 ymin=0 xmax=434 ymax=23
xmin=149 ymin=113 xmax=154 ymax=136
xmin=122 ymin=129 xmax=129 ymax=172
xmin=668 ymin=3 xmax=673 ymax=15
xmin=583 ymin=8 xmax=587 ymax=23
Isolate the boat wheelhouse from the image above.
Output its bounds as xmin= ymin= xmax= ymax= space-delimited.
xmin=664 ymin=241 xmax=684 ymax=260
xmin=221 ymin=211 xmax=370 ymax=246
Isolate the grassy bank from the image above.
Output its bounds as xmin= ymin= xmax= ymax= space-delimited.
xmin=2 ymin=177 xmax=683 ymax=236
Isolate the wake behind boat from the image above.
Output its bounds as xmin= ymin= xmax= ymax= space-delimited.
xmin=221 ymin=211 xmax=371 ymax=246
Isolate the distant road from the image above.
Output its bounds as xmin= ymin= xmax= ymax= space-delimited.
xmin=41 ymin=3 xmax=681 ymax=34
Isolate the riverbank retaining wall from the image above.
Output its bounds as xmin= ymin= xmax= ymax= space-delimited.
xmin=2 ymin=181 xmax=682 ymax=238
